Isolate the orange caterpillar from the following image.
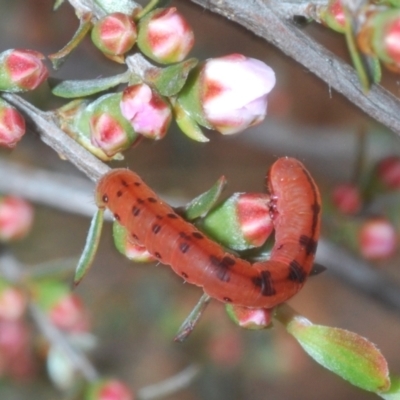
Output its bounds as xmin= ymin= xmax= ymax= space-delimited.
xmin=96 ymin=157 xmax=321 ymax=308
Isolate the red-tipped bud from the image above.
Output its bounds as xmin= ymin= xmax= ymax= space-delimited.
xmin=137 ymin=7 xmax=194 ymax=64
xmin=0 ymin=49 xmax=48 ymax=92
xmin=332 ymin=183 xmax=362 ymax=215
xmin=178 ymin=54 xmax=275 ymax=135
xmin=50 ymin=293 xmax=90 ymax=333
xmin=86 ymin=379 xmax=134 ymax=400
xmin=0 ymin=284 xmax=26 ymax=321
xmin=0 ymin=98 xmax=25 ymax=148
xmin=359 ymin=217 xmax=397 ymax=261
xmin=91 ymin=13 xmax=137 ymax=60
xmin=376 ymin=155 xmax=400 ymax=189
xmin=226 ymin=304 xmax=273 ymax=329
xmin=120 ymin=84 xmax=172 ymax=140
xmin=201 ymin=193 xmax=272 ymax=251
xmin=319 ymin=0 xmax=346 ymax=34
xmin=0 ymin=196 xmax=34 ymax=242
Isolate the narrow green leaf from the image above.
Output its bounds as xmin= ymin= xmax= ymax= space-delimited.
xmin=288 ymin=319 xmax=390 ymax=393
xmin=52 ymin=71 xmax=130 ymax=98
xmin=182 ymin=176 xmax=226 ymax=220
xmin=53 ymin=0 xmax=65 ymax=10
xmin=74 ymin=209 xmax=104 ymax=286
xmin=146 ymin=58 xmax=198 ymax=97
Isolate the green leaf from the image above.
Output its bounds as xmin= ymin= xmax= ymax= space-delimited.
xmin=53 ymin=0 xmax=65 ymax=10
xmin=52 ymin=71 xmax=130 ymax=98
xmin=146 ymin=58 xmax=198 ymax=97
xmin=182 ymin=176 xmax=226 ymax=220
xmin=74 ymin=209 xmax=104 ymax=286
xmin=287 ymin=318 xmax=390 ymax=393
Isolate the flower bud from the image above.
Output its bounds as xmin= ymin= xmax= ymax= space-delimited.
xmin=91 ymin=13 xmax=137 ymax=61
xmin=0 ymin=283 xmax=26 ymax=321
xmin=113 ymin=221 xmax=155 ymax=262
xmin=137 ymin=7 xmax=194 ymax=64
xmin=49 ymin=293 xmax=90 ymax=333
xmin=359 ymin=217 xmax=397 ymax=260
xmin=319 ymin=0 xmax=346 ymax=34
xmin=85 ymin=379 xmax=134 ymax=400
xmin=376 ymin=155 xmax=400 ymax=189
xmin=332 ymin=183 xmax=362 ymax=215
xmin=201 ymin=193 xmax=273 ymax=251
xmin=178 ymin=54 xmax=275 ymax=135
xmin=0 ymin=196 xmax=34 ymax=242
xmin=120 ymin=84 xmax=172 ymax=140
xmin=226 ymin=304 xmax=273 ymax=329
xmin=0 ymin=98 xmax=25 ymax=148
xmin=75 ymin=93 xmax=138 ymax=158
xmin=0 ymin=49 xmax=48 ymax=92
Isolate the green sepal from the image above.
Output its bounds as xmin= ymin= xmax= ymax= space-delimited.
xmin=74 ymin=208 xmax=104 ymax=286
xmin=181 ymin=176 xmax=226 ymax=221
xmin=53 ymin=0 xmax=65 ymax=10
xmin=112 ymin=220 xmax=129 ymax=257
xmin=380 ymin=375 xmax=400 ymax=399
xmin=48 ymin=13 xmax=93 ymax=70
xmin=146 ymin=58 xmax=198 ymax=97
xmin=136 ymin=0 xmax=171 ymax=20
xmin=52 ymin=71 xmax=131 ymax=98
xmin=173 ymin=99 xmax=209 ymax=142
xmin=29 ymin=279 xmax=69 ymax=312
xmin=286 ymin=316 xmax=390 ymax=393
xmin=199 ymin=193 xmax=255 ymax=251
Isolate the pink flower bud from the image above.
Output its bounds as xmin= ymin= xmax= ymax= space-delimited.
xmin=86 ymin=379 xmax=134 ymax=400
xmin=236 ymin=193 xmax=274 ymax=247
xmin=226 ymin=304 xmax=273 ymax=329
xmin=359 ymin=217 xmax=397 ymax=260
xmin=320 ymin=0 xmax=346 ymax=34
xmin=0 ymin=49 xmax=48 ymax=92
xmin=91 ymin=13 xmax=137 ymax=58
xmin=0 ymin=286 xmax=26 ymax=320
xmin=0 ymin=99 xmax=25 ymax=148
xmin=178 ymin=54 xmax=275 ymax=135
xmin=0 ymin=196 xmax=34 ymax=242
xmin=120 ymin=84 xmax=172 ymax=140
xmin=332 ymin=183 xmax=362 ymax=215
xmin=376 ymin=156 xmax=400 ymax=189
xmin=87 ymin=93 xmax=137 ymax=157
xmin=137 ymin=7 xmax=194 ymax=64
xmin=49 ymin=293 xmax=90 ymax=333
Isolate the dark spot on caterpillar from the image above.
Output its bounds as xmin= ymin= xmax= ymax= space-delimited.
xmin=277 ymin=244 xmax=284 ymax=250
xmin=299 ymin=235 xmax=317 ymax=255
xmin=181 ymin=272 xmax=188 ymax=279
xmin=132 ymin=233 xmax=138 ymax=240
xmin=179 ymin=242 xmax=190 ymax=253
xmin=179 ymin=232 xmax=191 ymax=240
xmin=148 ymin=197 xmax=157 ymax=203
xmin=114 ymin=213 xmax=120 ymax=221
xmin=137 ymin=198 xmax=145 ymax=204
xmin=154 ymin=252 xmax=162 ymax=259
xmin=209 ymin=255 xmax=234 ymax=282
xmin=223 ymin=297 xmax=232 ymax=303
xmin=288 ymin=260 xmax=307 ymax=283
xmin=167 ymin=213 xmax=178 ymax=219
xmin=121 ymin=180 xmax=129 ymax=187
xmin=311 ymin=202 xmax=321 ymax=215
xmin=116 ymin=190 xmax=123 ymax=197
xmin=252 ymin=271 xmax=276 ymax=296
xmin=132 ymin=206 xmax=141 ymax=216
xmin=102 ymin=194 xmax=108 ymax=203
xmin=152 ymin=224 xmax=162 ymax=234
xmin=134 ymin=182 xmax=141 ymax=186
xmin=192 ymin=232 xmax=204 ymax=239
xmin=156 ymin=215 xmax=163 ymax=220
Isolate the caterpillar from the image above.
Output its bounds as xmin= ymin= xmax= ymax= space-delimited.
xmin=95 ymin=157 xmax=321 ymax=308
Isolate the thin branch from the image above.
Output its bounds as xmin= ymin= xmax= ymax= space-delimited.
xmin=187 ymin=0 xmax=400 ymax=138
